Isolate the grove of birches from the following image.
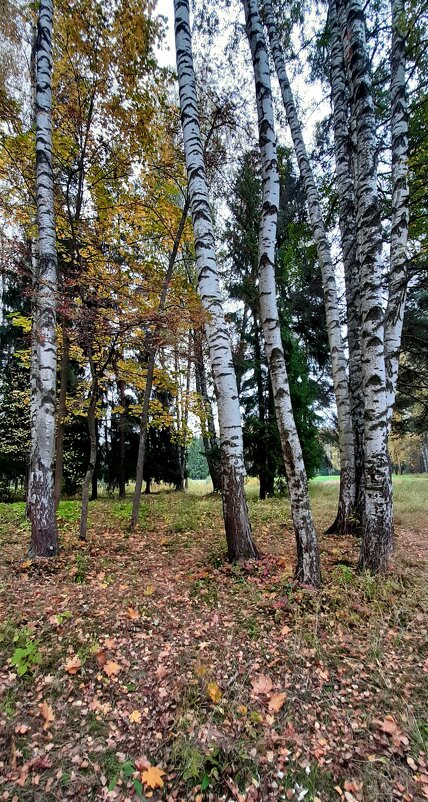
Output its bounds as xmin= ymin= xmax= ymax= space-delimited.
xmin=0 ymin=0 xmax=427 ymax=799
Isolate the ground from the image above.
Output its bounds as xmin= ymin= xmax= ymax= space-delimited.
xmin=0 ymin=476 xmax=427 ymax=802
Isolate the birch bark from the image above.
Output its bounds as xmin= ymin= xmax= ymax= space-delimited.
xmin=329 ymin=0 xmax=365 ymax=519
xmin=336 ymin=0 xmax=393 ymax=571
xmin=262 ymin=0 xmax=356 ymax=536
xmin=243 ymin=0 xmax=320 ymax=585
xmin=174 ymin=0 xmax=258 ymax=560
xmin=28 ymin=0 xmax=58 ymax=557
xmin=385 ymin=0 xmax=409 ymax=431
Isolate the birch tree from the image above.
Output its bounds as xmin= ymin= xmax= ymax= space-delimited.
xmin=174 ymin=0 xmax=258 ymax=561
xmin=336 ymin=0 xmax=393 ymax=571
xmin=262 ymin=0 xmax=356 ymax=536
xmin=28 ymin=0 xmax=58 ymax=557
xmin=385 ymin=0 xmax=409 ymax=431
xmin=329 ymin=0 xmax=365 ymax=514
xmin=243 ymin=0 xmax=320 ymax=585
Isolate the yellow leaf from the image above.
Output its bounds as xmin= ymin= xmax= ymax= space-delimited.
xmin=39 ymin=702 xmax=54 ymax=729
xmin=64 ymin=654 xmax=82 ymax=675
xmin=104 ymin=661 xmax=121 ymax=677
xmin=207 ymin=681 xmax=222 ymax=704
xmin=195 ymin=663 xmax=208 ymax=678
xmin=268 ymin=692 xmax=286 ymax=712
xmin=141 ymin=764 xmax=165 ymax=789
xmin=129 ymin=709 xmax=142 ymax=723
xmin=143 ymin=585 xmax=155 ymax=596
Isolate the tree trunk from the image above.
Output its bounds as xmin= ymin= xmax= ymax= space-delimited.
xmin=329 ymin=0 xmax=364 ymax=526
xmin=174 ymin=0 xmax=258 ymax=560
xmin=254 ymin=319 xmax=268 ymax=500
xmin=385 ymin=0 xmax=409 ymax=431
xmin=336 ymin=0 xmax=393 ymax=571
xmin=118 ymin=378 xmax=126 ymax=499
xmin=194 ymin=329 xmax=222 ymax=493
xmin=28 ymin=0 xmax=58 ymax=557
xmin=263 ymin=0 xmax=355 ymax=536
xmin=79 ymin=353 xmax=97 ymax=541
xmin=243 ymin=0 xmax=320 ymax=584
xmin=130 ymin=352 xmax=154 ymax=527
xmin=90 ymin=417 xmax=98 ymax=500
xmin=53 ymin=320 xmax=69 ymax=508
xmin=130 ymin=196 xmax=191 ymax=526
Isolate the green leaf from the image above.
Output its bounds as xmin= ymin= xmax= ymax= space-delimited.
xmin=201 ymin=774 xmax=211 ymax=791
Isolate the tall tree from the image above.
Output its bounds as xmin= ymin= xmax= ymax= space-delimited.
xmin=243 ymin=0 xmax=320 ymax=585
xmin=28 ymin=0 xmax=58 ymax=557
xmin=385 ymin=0 xmax=409 ymax=431
xmin=174 ymin=0 xmax=258 ymax=561
xmin=262 ymin=0 xmax=356 ymax=536
xmin=336 ymin=0 xmax=393 ymax=571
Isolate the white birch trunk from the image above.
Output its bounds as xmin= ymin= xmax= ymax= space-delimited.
xmin=28 ymin=0 xmax=58 ymax=557
xmin=385 ymin=0 xmax=409 ymax=431
xmin=329 ymin=0 xmax=365 ymax=519
xmin=243 ymin=0 xmax=320 ymax=585
xmin=174 ymin=0 xmax=258 ymax=560
xmin=336 ymin=0 xmax=393 ymax=571
xmin=262 ymin=0 xmax=356 ymax=536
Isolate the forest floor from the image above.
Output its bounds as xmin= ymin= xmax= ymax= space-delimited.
xmin=0 ymin=477 xmax=427 ymax=802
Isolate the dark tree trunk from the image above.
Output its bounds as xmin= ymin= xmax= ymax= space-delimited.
xmin=79 ymin=354 xmax=97 ymax=540
xmin=144 ymin=478 xmax=151 ymax=494
xmin=193 ymin=329 xmax=222 ymax=493
xmin=54 ymin=321 xmax=69 ymax=509
xmin=118 ymin=378 xmax=126 ymax=499
xmin=222 ymin=461 xmax=259 ymax=561
xmin=130 ymin=352 xmax=154 ymax=527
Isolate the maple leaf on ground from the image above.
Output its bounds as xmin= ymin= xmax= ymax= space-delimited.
xmin=207 ymin=681 xmax=222 ymax=704
xmin=129 ymin=709 xmax=142 ymax=723
xmin=64 ymin=654 xmax=82 ymax=675
xmin=95 ymin=648 xmax=107 ymax=666
xmin=143 ymin=584 xmax=155 ymax=596
xmin=268 ymin=692 xmax=286 ymax=712
xmin=39 ymin=702 xmax=54 ymax=729
xmin=251 ymin=674 xmax=273 ymax=695
xmin=127 ymin=607 xmax=139 ymax=620
xmin=104 ymin=660 xmax=121 ymax=677
xmin=141 ymin=764 xmax=165 ymax=789
xmin=377 ymin=716 xmax=399 ymax=736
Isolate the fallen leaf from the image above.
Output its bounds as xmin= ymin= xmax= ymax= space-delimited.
xmin=104 ymin=661 xmax=121 ymax=677
xmin=281 ymin=625 xmax=291 ymax=636
xmin=64 ymin=654 xmax=82 ymax=675
xmin=129 ymin=710 xmax=142 ymax=723
xmin=95 ymin=649 xmax=107 ymax=666
xmin=207 ymin=681 xmax=222 ymax=704
xmin=39 ymin=702 xmax=54 ymax=729
xmin=251 ymin=674 xmax=273 ymax=695
xmin=378 ymin=716 xmax=399 ymax=736
xmin=143 ymin=584 xmax=155 ymax=596
xmin=268 ymin=692 xmax=286 ymax=712
xmin=141 ymin=765 xmax=165 ymax=789
xmin=127 ymin=607 xmax=139 ymax=620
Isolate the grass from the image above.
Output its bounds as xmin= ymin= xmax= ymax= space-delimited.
xmin=0 ymin=477 xmax=427 ymax=801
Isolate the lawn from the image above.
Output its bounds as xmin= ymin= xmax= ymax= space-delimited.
xmin=0 ymin=477 xmax=427 ymax=801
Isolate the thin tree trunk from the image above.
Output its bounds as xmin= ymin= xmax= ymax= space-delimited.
xmin=385 ymin=0 xmax=409 ymax=432
xmin=174 ymin=0 xmax=258 ymax=560
xmin=90 ymin=417 xmax=98 ymax=500
xmin=262 ymin=0 xmax=355 ymax=536
xmin=79 ymin=352 xmax=97 ymax=541
xmin=329 ymin=0 xmax=365 ymax=525
xmin=336 ymin=0 xmax=393 ymax=571
xmin=130 ymin=352 xmax=154 ymax=527
xmin=130 ymin=196 xmax=191 ymax=527
xmin=118 ymin=378 xmax=126 ymax=499
xmin=54 ymin=321 xmax=69 ymax=509
xmin=28 ymin=0 xmax=58 ymax=557
xmin=194 ymin=329 xmax=222 ymax=493
xmin=254 ymin=318 xmax=267 ymax=500
xmin=243 ymin=0 xmax=320 ymax=585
